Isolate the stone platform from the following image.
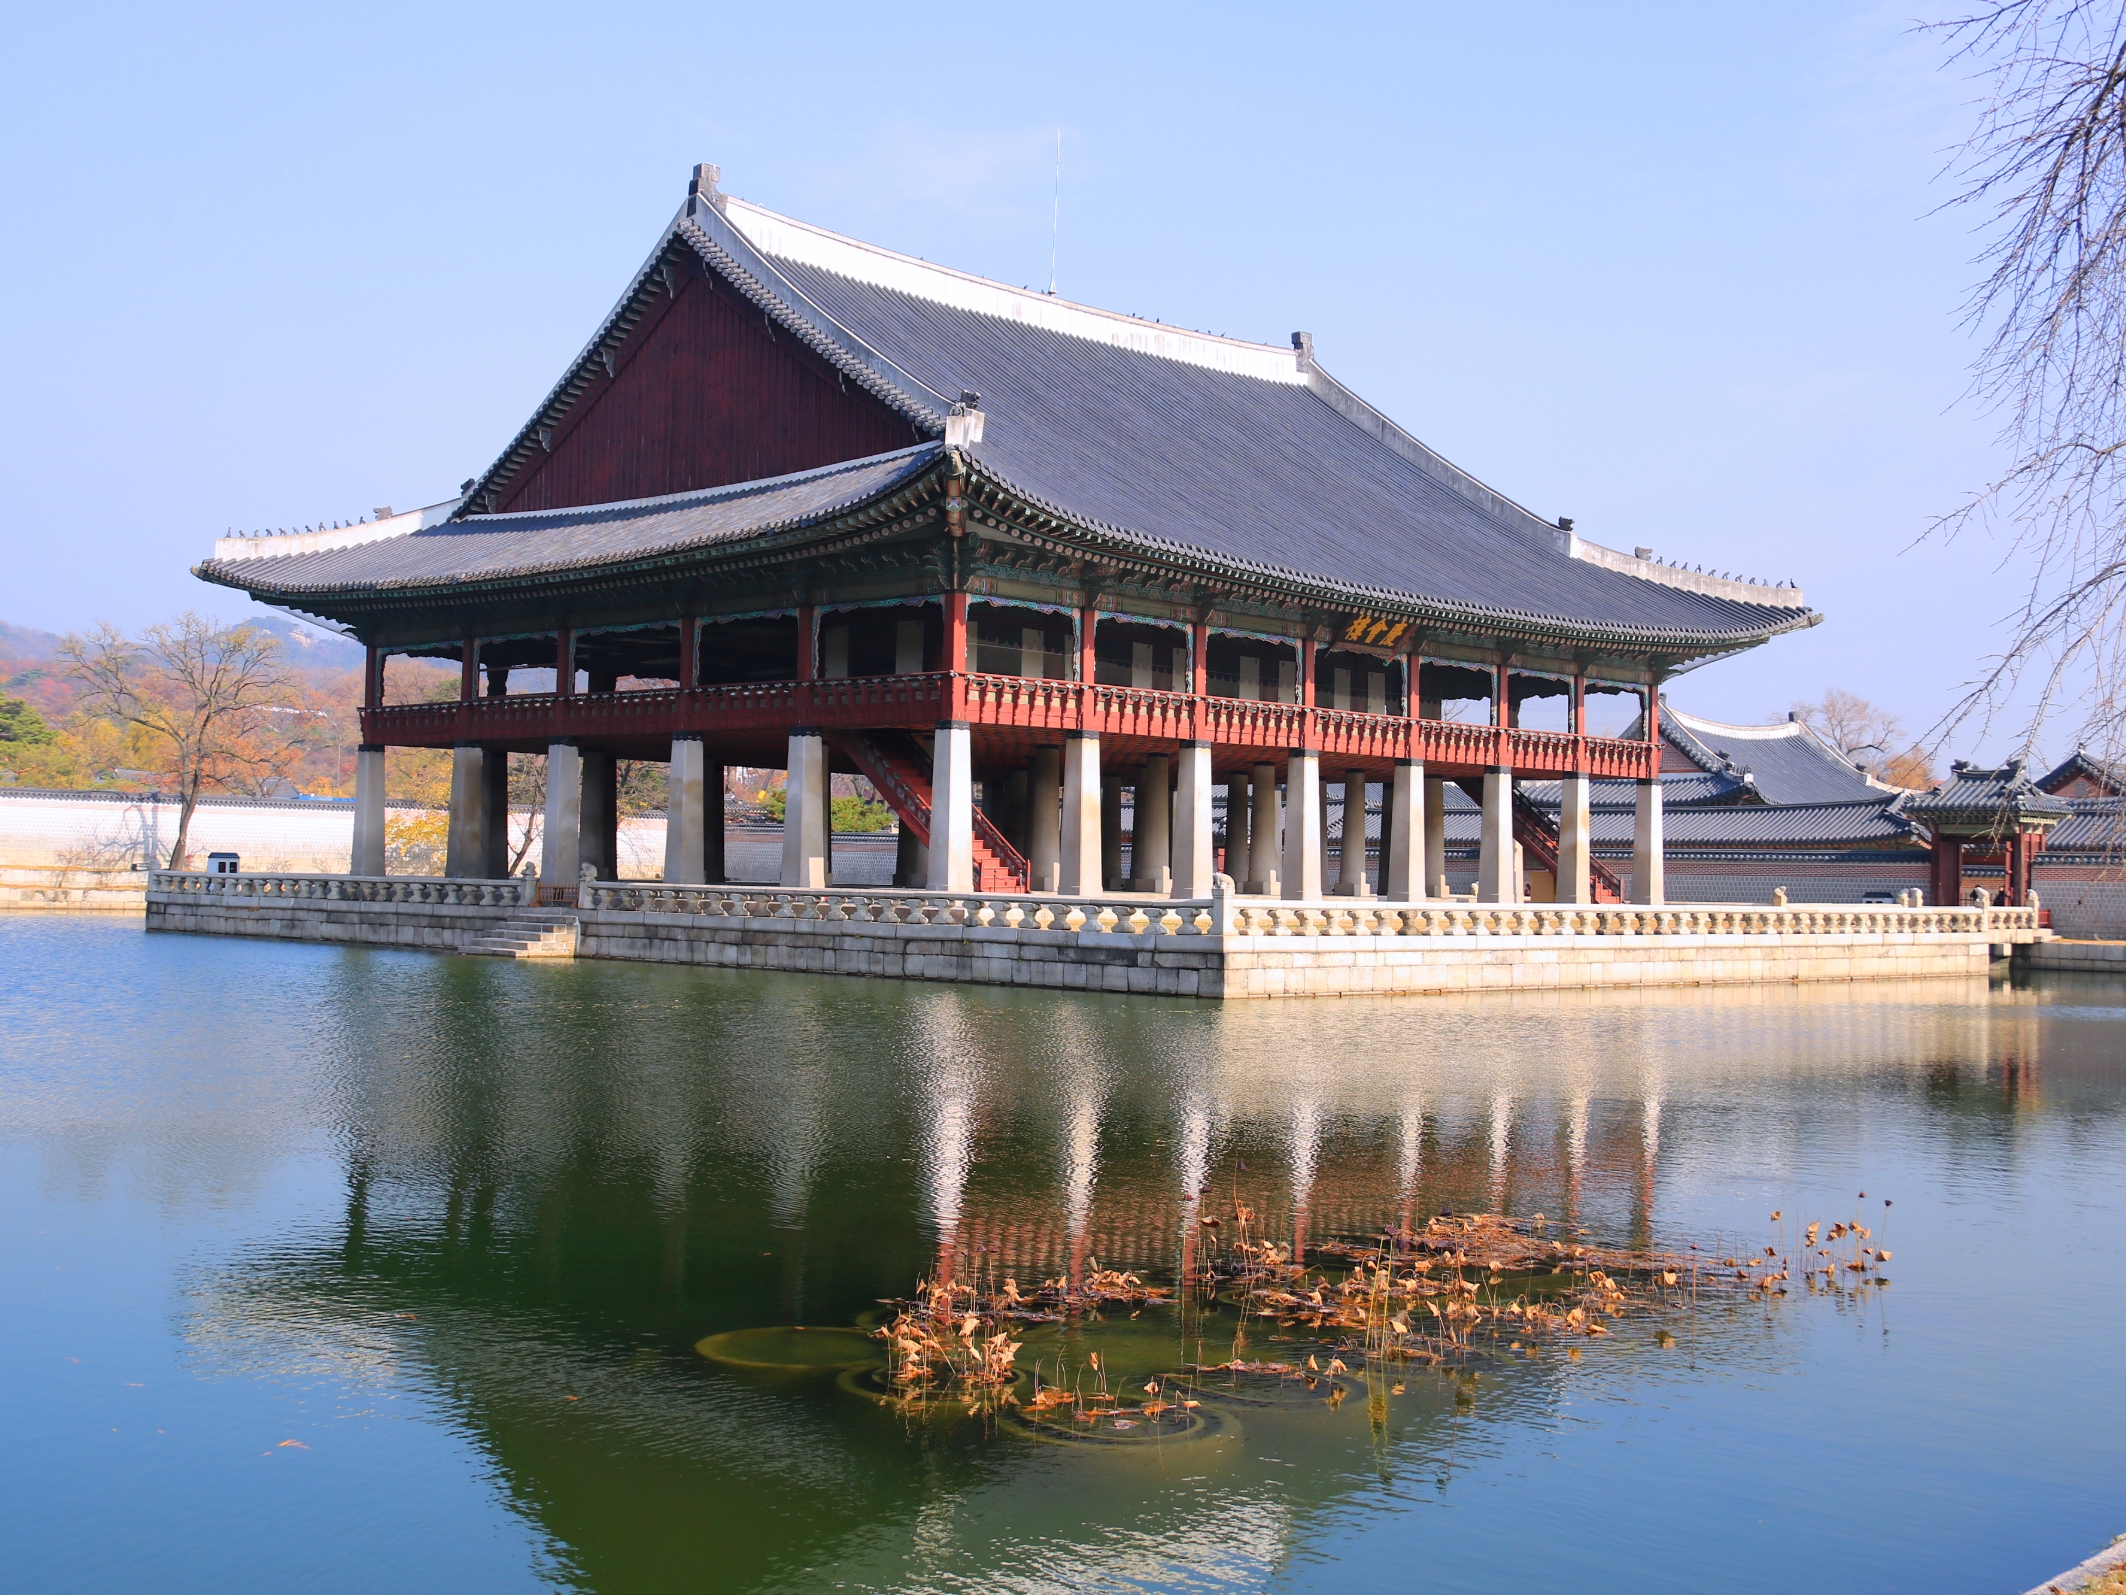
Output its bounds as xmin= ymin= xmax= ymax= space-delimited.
xmin=145 ymin=872 xmax=2048 ymax=999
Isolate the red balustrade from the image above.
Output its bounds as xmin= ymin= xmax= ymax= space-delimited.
xmin=359 ymin=670 xmax=1655 ymax=779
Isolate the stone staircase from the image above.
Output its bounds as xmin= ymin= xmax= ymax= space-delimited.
xmin=462 ymin=910 xmax=580 ymax=959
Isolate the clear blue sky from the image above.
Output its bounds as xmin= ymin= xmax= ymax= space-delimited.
xmin=0 ymin=1 xmax=2031 ymax=754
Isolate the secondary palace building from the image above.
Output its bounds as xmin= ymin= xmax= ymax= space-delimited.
xmin=198 ymin=164 xmax=1817 ymax=906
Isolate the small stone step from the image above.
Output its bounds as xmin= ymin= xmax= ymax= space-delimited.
xmin=462 ymin=915 xmax=580 ymax=959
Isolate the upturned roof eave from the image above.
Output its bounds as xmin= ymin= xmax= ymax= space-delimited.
xmin=196 ymin=447 xmax=1820 ymax=658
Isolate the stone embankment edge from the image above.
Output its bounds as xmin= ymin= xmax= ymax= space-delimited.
xmin=2017 ymin=939 xmax=2126 ymax=973
xmin=147 ymin=892 xmax=2008 ymax=1000
xmin=2024 ymin=1534 xmax=2126 ymax=1595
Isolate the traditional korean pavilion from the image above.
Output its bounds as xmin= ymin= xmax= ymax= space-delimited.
xmin=198 ymin=163 xmax=1818 ymax=905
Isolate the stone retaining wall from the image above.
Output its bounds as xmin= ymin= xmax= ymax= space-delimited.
xmin=148 ymin=883 xmax=2025 ymax=999
xmin=0 ymin=864 xmax=147 ymax=912
xmin=2017 ymin=938 xmax=2126 ymax=975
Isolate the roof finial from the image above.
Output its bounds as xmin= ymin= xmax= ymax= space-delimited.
xmin=1290 ymin=331 xmax=1315 ymax=372
xmin=688 ymin=162 xmax=725 ymax=216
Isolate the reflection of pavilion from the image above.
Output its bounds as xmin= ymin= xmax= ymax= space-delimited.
xmin=182 ymin=963 xmax=2047 ymax=1592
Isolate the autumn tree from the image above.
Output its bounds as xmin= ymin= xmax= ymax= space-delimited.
xmin=61 ymin=614 xmax=307 ymax=868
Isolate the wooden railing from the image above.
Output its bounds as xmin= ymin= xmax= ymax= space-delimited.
xmin=358 ymin=671 xmax=1658 ymax=778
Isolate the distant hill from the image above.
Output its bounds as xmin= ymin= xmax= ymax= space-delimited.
xmin=1 ymin=610 xmax=364 ymax=716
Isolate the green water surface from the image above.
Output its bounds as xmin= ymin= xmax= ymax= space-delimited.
xmin=3 ymin=915 xmax=2122 ymax=1593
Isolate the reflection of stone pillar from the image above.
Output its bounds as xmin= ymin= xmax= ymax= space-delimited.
xmin=351 ymin=744 xmax=386 ymax=876
xmin=665 ymin=733 xmax=705 ymax=883
xmin=446 ymin=743 xmax=489 ymax=878
xmin=1558 ymin=771 xmax=1593 ymax=904
xmin=580 ymin=750 xmax=618 ymax=881
xmin=781 ymin=730 xmax=828 ymax=889
xmin=1631 ymin=778 xmax=1665 ymax=905
xmin=1250 ymin=763 xmax=1280 ymax=893
xmin=482 ymin=750 xmax=510 ymax=878
xmin=1133 ymin=754 xmax=1171 ymax=890
xmin=1060 ymin=733 xmax=1101 ymax=895
xmin=1173 ymin=742 xmax=1214 ymax=897
xmin=1029 ymin=745 xmax=1062 ymax=892
xmin=540 ymin=740 xmax=581 ymax=885
xmin=1423 ymin=774 xmax=1447 ymax=897
xmin=1385 ymin=760 xmax=1420 ymax=900
xmin=1477 ymin=767 xmax=1515 ymax=903
xmin=926 ymin=722 xmax=974 ymax=892
xmin=1282 ymin=750 xmax=1322 ymax=899
xmin=1223 ymin=777 xmax=1252 ymax=890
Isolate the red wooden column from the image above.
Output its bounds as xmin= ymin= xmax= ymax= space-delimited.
xmin=555 ymin=628 xmax=575 ymax=696
xmin=364 ymin=645 xmax=384 ymax=713
xmin=796 ymin=604 xmax=817 ymax=679
xmin=678 ymin=617 xmax=698 ymax=690
xmin=459 ymin=638 xmax=479 ymax=702
xmin=1298 ymin=635 xmax=1316 ymax=707
xmin=1077 ymin=604 xmax=1098 ymax=729
xmin=944 ymin=592 xmax=969 ymax=719
xmin=1189 ymin=620 xmax=1209 ymax=739
xmin=1571 ymin=671 xmax=1587 ymax=773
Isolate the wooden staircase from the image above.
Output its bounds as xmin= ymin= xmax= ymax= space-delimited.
xmin=833 ymin=731 xmax=1031 ymax=892
xmin=462 ymin=910 xmax=580 ymax=959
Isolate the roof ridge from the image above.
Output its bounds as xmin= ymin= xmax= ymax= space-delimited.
xmin=724 ymin=197 xmax=1311 ymax=386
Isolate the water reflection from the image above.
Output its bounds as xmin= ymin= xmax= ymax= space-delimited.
xmin=149 ymin=958 xmax=2126 ymax=1595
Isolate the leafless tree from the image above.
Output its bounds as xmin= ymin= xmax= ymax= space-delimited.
xmin=1928 ymin=1 xmax=2126 ymax=769
xmin=61 ymin=614 xmax=303 ymax=868
xmin=1791 ymin=688 xmax=1937 ymax=787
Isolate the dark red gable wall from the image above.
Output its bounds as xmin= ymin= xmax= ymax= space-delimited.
xmin=495 ymin=274 xmax=919 ymax=513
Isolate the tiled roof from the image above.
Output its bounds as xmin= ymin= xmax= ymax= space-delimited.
xmin=2034 ymin=797 xmax=2123 ymax=853
xmin=2035 ymin=748 xmax=2126 ymax=796
xmin=201 ymin=181 xmax=1821 ymax=651
xmin=1908 ymin=760 xmax=2072 ymax=832
xmin=728 ymin=203 xmax=1810 ymax=645
xmin=1658 ymin=705 xmax=1884 ymax=804
xmin=196 ymin=449 xmax=939 ymax=596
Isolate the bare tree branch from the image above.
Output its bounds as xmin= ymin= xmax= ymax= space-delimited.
xmin=1925 ymin=1 xmax=2126 ymax=776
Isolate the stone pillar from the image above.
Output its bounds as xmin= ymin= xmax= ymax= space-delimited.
xmin=1337 ymin=768 xmax=1371 ymax=894
xmin=781 ymin=729 xmax=829 ymax=889
xmin=1631 ymin=777 xmax=1665 ymax=905
xmin=540 ymin=740 xmax=582 ymax=886
xmin=482 ymin=749 xmax=510 ymax=878
xmin=705 ymin=764 xmax=726 ymax=883
xmin=926 ymin=722 xmax=975 ymax=891
xmin=893 ymin=823 xmax=928 ymax=889
xmin=665 ymin=733 xmax=706 ymax=884
xmin=1385 ymin=759 xmax=1421 ymax=900
xmin=1317 ymin=763 xmax=1334 ymax=890
xmin=580 ymin=750 xmax=618 ymax=882
xmin=1423 ymin=774 xmax=1447 ymax=897
xmin=1557 ymin=771 xmax=1593 ymax=904
xmin=1477 ymin=767 xmax=1516 ymax=903
xmin=1029 ymin=745 xmax=1063 ymax=892
xmin=446 ymin=742 xmax=489 ymax=878
xmin=1100 ymin=774 xmax=1124 ymax=890
xmin=351 ymin=743 xmax=387 ymax=876
xmin=1173 ymin=742 xmax=1214 ymax=897
xmin=1282 ymin=750 xmax=1323 ymax=900
xmin=1133 ymin=754 xmax=1172 ymax=891
xmin=1059 ymin=732 xmax=1101 ymax=895
xmin=1224 ymin=776 xmax=1252 ymax=891
xmin=1250 ymin=763 xmax=1280 ymax=893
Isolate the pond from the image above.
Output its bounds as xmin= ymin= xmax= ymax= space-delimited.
xmin=4 ymin=915 xmax=2122 ymax=1593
